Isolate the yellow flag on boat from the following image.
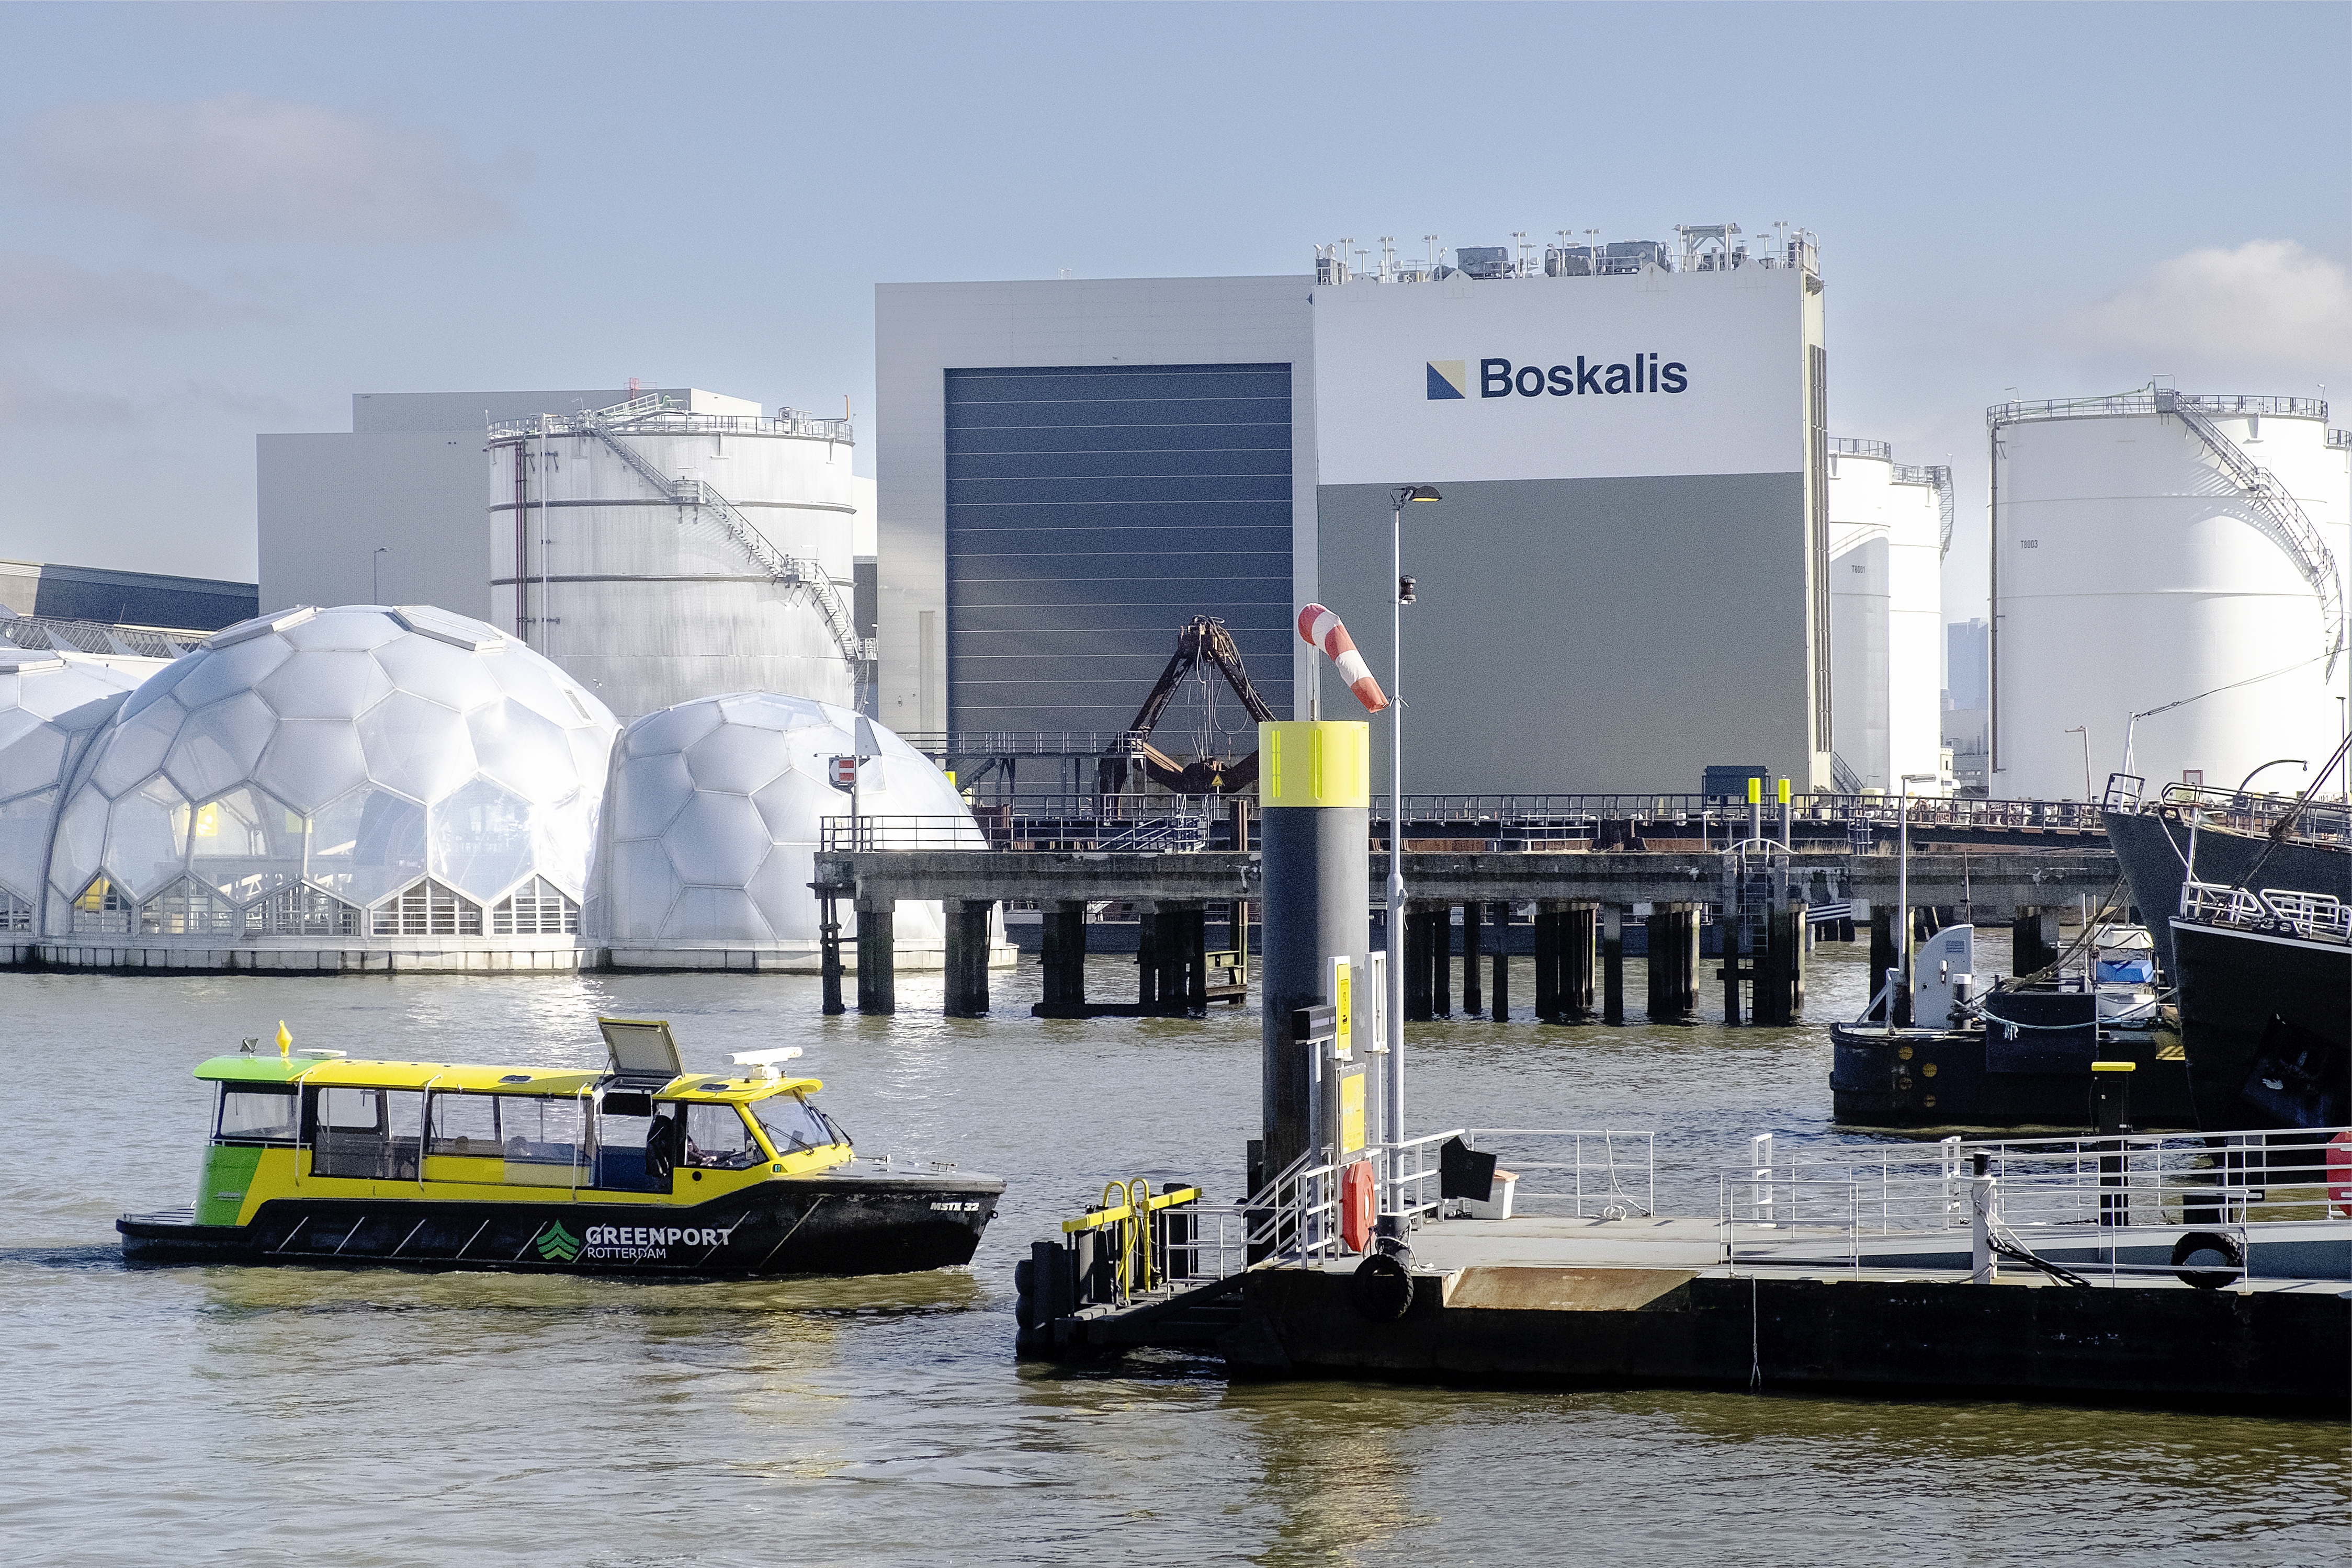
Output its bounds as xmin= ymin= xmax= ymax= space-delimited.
xmin=276 ymin=1021 xmax=292 ymax=1057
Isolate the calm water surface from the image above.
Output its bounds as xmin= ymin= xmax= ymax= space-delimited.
xmin=4 ymin=940 xmax=2347 ymax=1566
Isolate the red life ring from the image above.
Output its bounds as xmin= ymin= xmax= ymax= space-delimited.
xmin=1341 ymin=1158 xmax=1376 ymax=1253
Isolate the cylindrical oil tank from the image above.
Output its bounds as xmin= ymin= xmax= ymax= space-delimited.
xmin=1827 ymin=439 xmax=1943 ymax=793
xmin=489 ymin=402 xmax=861 ymax=721
xmin=1991 ymin=393 xmax=2350 ymax=801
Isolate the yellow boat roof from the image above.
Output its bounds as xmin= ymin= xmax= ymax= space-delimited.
xmin=193 ymin=1052 xmax=821 ymax=1103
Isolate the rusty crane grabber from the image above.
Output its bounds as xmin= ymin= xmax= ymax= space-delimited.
xmin=1097 ymin=616 xmax=1278 ymax=796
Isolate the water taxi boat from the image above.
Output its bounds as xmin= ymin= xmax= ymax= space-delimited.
xmin=118 ymin=1017 xmax=1004 ymax=1275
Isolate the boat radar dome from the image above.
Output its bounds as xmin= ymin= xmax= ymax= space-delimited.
xmin=730 ymin=1046 xmax=805 ymax=1080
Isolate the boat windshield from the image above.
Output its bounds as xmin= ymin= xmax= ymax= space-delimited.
xmin=752 ymin=1093 xmax=842 ymax=1156
xmin=682 ymin=1103 xmax=762 ymax=1170
xmin=218 ymin=1085 xmax=297 ymax=1142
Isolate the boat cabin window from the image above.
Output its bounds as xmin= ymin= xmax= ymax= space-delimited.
xmin=495 ymin=1095 xmax=585 ymax=1166
xmin=590 ymin=1095 xmax=677 ymax=1192
xmin=308 ymin=1087 xmax=424 ymax=1180
xmin=682 ymin=1103 xmax=761 ymax=1169
xmin=427 ymin=1093 xmax=501 ymax=1157
xmin=752 ymin=1093 xmax=840 ymax=1156
xmin=217 ymin=1085 xmax=297 ymax=1143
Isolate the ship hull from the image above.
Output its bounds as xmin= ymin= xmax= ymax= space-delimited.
xmin=118 ymin=1164 xmax=1003 ymax=1276
xmin=1831 ymin=1022 xmax=2193 ymax=1129
xmin=2168 ymin=918 xmax=2350 ymax=1131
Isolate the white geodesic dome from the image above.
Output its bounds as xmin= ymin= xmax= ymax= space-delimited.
xmin=0 ymin=651 xmax=151 ymax=926
xmin=45 ymin=605 xmax=619 ymax=943
xmin=605 ymin=692 xmax=977 ymax=950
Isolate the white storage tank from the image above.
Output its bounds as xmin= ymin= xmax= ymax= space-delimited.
xmin=1990 ymin=391 xmax=2351 ymax=800
xmin=1827 ymin=439 xmax=1946 ymax=792
xmin=489 ymin=395 xmax=866 ymax=721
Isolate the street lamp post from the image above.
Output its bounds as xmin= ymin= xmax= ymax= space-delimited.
xmin=371 ymin=547 xmax=388 ymax=605
xmin=1386 ymin=484 xmax=1441 ymax=1161
xmin=1891 ymin=770 xmax=1940 ymax=1032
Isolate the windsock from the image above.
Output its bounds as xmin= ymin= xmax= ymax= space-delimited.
xmin=1297 ymin=604 xmax=1389 ymax=713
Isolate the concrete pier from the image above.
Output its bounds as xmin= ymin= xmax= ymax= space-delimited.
xmin=1215 ymin=1233 xmax=2347 ymax=1412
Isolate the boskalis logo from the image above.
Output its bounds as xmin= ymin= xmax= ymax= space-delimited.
xmin=534 ymin=1220 xmax=583 ymax=1263
xmin=1426 ymin=354 xmax=1689 ymax=400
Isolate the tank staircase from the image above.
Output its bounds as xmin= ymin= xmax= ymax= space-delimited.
xmin=2158 ymin=389 xmax=2344 ymax=672
xmin=576 ymin=395 xmax=874 ymax=669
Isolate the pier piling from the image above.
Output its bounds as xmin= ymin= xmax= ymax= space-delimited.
xmin=1562 ymin=902 xmax=1597 ymax=1022
xmin=1431 ymin=905 xmax=1453 ymax=1018
xmin=855 ymin=899 xmax=895 ymax=1015
xmin=1490 ymin=902 xmax=1510 ymax=1021
xmin=1038 ymin=900 xmax=1088 ymax=1015
xmin=2014 ymin=905 xmax=2061 ymax=979
xmin=1533 ymin=901 xmax=1561 ymax=1021
xmin=1601 ymin=903 xmax=1624 ymax=1025
xmin=1404 ymin=904 xmax=1432 ymax=1021
xmin=1646 ymin=902 xmax=1700 ymax=1024
xmin=1461 ymin=900 xmax=1484 ymax=1017
xmin=818 ymin=892 xmax=845 ymax=1016
xmin=1868 ymin=906 xmax=1899 ymax=1020
xmin=943 ymin=899 xmax=992 ymax=1017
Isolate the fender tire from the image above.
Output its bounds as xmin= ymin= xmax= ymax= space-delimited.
xmin=1350 ymin=1252 xmax=1415 ymax=1323
xmin=2170 ymin=1230 xmax=2245 ymax=1290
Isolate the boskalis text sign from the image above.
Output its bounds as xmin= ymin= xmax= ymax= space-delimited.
xmin=1426 ymin=355 xmax=1689 ymax=400
xmin=1316 ymin=270 xmax=1801 ymax=485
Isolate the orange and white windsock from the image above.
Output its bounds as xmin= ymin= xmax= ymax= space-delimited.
xmin=1297 ymin=604 xmax=1389 ymax=713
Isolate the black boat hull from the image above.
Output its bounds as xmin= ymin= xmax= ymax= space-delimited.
xmin=2104 ymin=810 xmax=2352 ymax=979
xmin=118 ymin=1165 xmax=1004 ymax=1276
xmin=1831 ymin=1024 xmax=2194 ymax=1128
xmin=2169 ymin=918 xmax=2351 ymax=1131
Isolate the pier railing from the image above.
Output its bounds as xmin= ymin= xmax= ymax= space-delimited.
xmin=1722 ymin=1125 xmax=2352 ymax=1282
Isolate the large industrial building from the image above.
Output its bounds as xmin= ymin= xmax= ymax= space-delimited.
xmin=876 ymin=229 xmax=1834 ymax=793
xmin=1824 ymin=438 xmax=1948 ymax=793
xmin=258 ymin=388 xmax=877 ymax=721
xmin=1989 ymin=390 xmax=2350 ymax=801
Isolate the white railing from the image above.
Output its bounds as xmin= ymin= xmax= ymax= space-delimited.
xmin=2180 ymin=879 xmax=2352 ymax=943
xmin=1456 ymin=1128 xmax=1657 ymax=1219
xmin=1722 ymin=1125 xmax=2352 ymax=1281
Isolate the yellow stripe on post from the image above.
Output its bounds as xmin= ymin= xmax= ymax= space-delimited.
xmin=2090 ymin=1060 xmax=2137 ymax=1073
xmin=1747 ymin=776 xmax=1762 ymax=805
xmin=1258 ymin=721 xmax=1370 ymax=809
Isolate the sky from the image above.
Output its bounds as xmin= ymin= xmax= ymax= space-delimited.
xmin=1 ymin=0 xmax=2345 ymax=623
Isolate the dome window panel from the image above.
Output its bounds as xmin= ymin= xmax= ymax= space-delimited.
xmin=252 ymin=720 xmax=371 ymax=815
xmin=103 ymin=776 xmax=192 ymax=901
xmin=0 ymin=888 xmax=29 ymax=933
xmin=467 ymin=698 xmax=576 ymax=800
xmin=370 ymin=634 xmax=503 ymax=714
xmin=427 ymin=777 xmax=538 ymax=905
xmin=370 ymin=879 xmax=483 ymax=938
xmin=168 ymin=633 xmax=292 ymax=714
xmin=492 ymin=876 xmax=579 ymax=936
xmin=246 ymin=884 xmax=355 ymax=937
xmin=356 ymin=690 xmax=478 ymax=803
xmin=256 ymin=648 xmax=395 ymax=721
xmin=164 ymin=690 xmax=279 ymax=805
xmin=70 ymin=875 xmax=133 ymax=935
xmin=308 ymin=786 xmax=428 ymax=909
xmin=49 ymin=786 xmax=110 ymax=903
xmin=139 ymin=876 xmax=240 ymax=937
xmin=0 ymin=789 xmax=58 ymax=905
xmin=188 ymin=785 xmax=307 ymax=904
